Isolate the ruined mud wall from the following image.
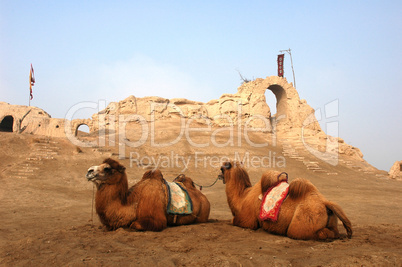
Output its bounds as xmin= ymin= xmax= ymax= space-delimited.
xmin=389 ymin=161 xmax=402 ymax=180
xmin=0 ymin=102 xmax=92 ymax=137
xmin=91 ymin=76 xmax=322 ymax=134
xmin=1 ymin=76 xmax=363 ymax=161
xmin=2 ymin=77 xmax=321 ymax=137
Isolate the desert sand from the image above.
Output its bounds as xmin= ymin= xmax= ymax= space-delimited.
xmin=0 ymin=119 xmax=401 ymax=266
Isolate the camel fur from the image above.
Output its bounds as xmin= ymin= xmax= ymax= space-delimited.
xmin=218 ymin=161 xmax=352 ymax=240
xmin=168 ymin=174 xmax=211 ymax=225
xmin=86 ymin=158 xmax=210 ymax=231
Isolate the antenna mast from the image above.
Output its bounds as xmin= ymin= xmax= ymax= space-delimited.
xmin=279 ymin=48 xmax=296 ymax=89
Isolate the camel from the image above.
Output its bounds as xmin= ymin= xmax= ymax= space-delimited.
xmin=86 ymin=158 xmax=210 ymax=231
xmin=218 ymin=161 xmax=352 ymax=240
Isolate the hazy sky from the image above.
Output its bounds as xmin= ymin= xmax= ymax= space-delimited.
xmin=1 ymin=1 xmax=401 ymax=171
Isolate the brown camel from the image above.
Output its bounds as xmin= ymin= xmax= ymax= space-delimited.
xmin=218 ymin=161 xmax=352 ymax=240
xmin=86 ymin=158 xmax=210 ymax=231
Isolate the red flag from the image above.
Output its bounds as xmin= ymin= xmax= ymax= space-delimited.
xmin=277 ymin=54 xmax=284 ymax=77
xmin=29 ymin=64 xmax=35 ymax=100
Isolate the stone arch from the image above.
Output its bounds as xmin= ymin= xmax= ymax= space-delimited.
xmin=70 ymin=118 xmax=93 ymax=137
xmin=266 ymin=84 xmax=288 ymax=120
xmin=75 ymin=123 xmax=90 ymax=136
xmin=0 ymin=115 xmax=14 ymax=132
xmin=236 ymin=76 xmax=317 ymax=131
xmin=265 ymin=89 xmax=277 ymax=116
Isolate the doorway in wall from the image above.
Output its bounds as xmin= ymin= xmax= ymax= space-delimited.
xmin=0 ymin=116 xmax=14 ymax=132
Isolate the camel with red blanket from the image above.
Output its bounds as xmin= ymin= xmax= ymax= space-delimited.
xmin=218 ymin=161 xmax=352 ymax=240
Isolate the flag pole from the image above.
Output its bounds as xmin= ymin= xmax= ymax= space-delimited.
xmin=29 ymin=64 xmax=31 ymax=106
xmin=29 ymin=64 xmax=34 ymax=106
xmin=29 ymin=65 xmax=30 ymax=106
xmin=279 ymin=48 xmax=296 ymax=89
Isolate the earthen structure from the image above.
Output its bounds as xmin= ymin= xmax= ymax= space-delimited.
xmin=0 ymin=76 xmax=369 ymax=162
xmin=389 ymin=161 xmax=402 ymax=180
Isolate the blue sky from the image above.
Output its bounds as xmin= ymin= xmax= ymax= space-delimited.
xmin=1 ymin=1 xmax=401 ymax=171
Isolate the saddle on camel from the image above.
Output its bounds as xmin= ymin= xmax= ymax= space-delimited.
xmin=86 ymin=158 xmax=210 ymax=231
xmin=218 ymin=161 xmax=352 ymax=240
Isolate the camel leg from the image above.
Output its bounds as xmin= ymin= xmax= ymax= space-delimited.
xmin=195 ymin=200 xmax=210 ymax=223
xmin=232 ymin=214 xmax=259 ymax=230
xmin=287 ymin=202 xmax=328 ymax=240
xmin=130 ymin=217 xmax=167 ymax=232
xmin=129 ymin=221 xmax=145 ymax=231
xmin=195 ymin=213 xmax=209 ymax=223
xmin=316 ymin=227 xmax=339 ymax=240
xmin=316 ymin=212 xmax=340 ymax=239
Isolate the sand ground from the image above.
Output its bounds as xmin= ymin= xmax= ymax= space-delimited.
xmin=0 ymin=123 xmax=401 ymax=266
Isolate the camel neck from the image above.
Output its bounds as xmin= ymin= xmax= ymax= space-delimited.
xmin=96 ymin=178 xmax=130 ymax=207
xmin=94 ymin=177 xmax=138 ymax=229
xmin=225 ymin=180 xmax=250 ymax=213
xmin=226 ymin=181 xmax=250 ymax=197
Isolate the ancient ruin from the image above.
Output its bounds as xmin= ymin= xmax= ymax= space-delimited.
xmin=0 ymin=76 xmax=383 ymax=167
xmin=389 ymin=161 xmax=402 ymax=180
xmin=2 ymin=76 xmax=318 ymax=135
xmin=91 ymin=76 xmax=321 ymax=133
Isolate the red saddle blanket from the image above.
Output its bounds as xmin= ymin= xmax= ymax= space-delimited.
xmin=259 ymin=181 xmax=289 ymax=221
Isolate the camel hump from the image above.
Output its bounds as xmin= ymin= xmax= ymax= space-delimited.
xmin=141 ymin=169 xmax=164 ymax=181
xmin=325 ymin=201 xmax=353 ymax=238
xmin=174 ymin=175 xmax=195 ymax=189
xmin=288 ymin=178 xmax=317 ymax=199
xmin=261 ymin=171 xmax=288 ymax=193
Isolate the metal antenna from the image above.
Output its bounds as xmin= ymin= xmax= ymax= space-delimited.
xmin=279 ymin=48 xmax=296 ymax=89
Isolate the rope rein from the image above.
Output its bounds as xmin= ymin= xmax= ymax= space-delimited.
xmin=193 ymin=176 xmax=220 ymax=191
xmin=174 ymin=173 xmax=220 ymax=191
xmin=91 ymin=183 xmax=95 ymax=226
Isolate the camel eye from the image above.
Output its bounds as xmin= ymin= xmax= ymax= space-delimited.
xmin=104 ymin=167 xmax=111 ymax=172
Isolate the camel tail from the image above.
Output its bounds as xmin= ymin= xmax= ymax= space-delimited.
xmin=325 ymin=201 xmax=353 ymax=238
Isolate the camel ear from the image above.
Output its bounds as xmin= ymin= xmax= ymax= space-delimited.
xmin=224 ymin=162 xmax=232 ymax=170
xmin=118 ymin=165 xmax=126 ymax=173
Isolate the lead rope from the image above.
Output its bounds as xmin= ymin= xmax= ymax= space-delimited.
xmin=193 ymin=176 xmax=220 ymax=191
xmin=91 ymin=183 xmax=95 ymax=226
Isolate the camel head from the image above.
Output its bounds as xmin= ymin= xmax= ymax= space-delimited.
xmin=218 ymin=161 xmax=250 ymax=187
xmin=173 ymin=174 xmax=195 ymax=189
xmin=86 ymin=158 xmax=126 ymax=185
xmin=218 ymin=161 xmax=232 ymax=184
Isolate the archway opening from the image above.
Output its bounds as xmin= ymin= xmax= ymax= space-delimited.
xmin=267 ymin=84 xmax=287 ymax=119
xmin=75 ymin=124 xmax=90 ymax=137
xmin=0 ymin=116 xmax=14 ymax=132
xmin=265 ymin=90 xmax=277 ymax=117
